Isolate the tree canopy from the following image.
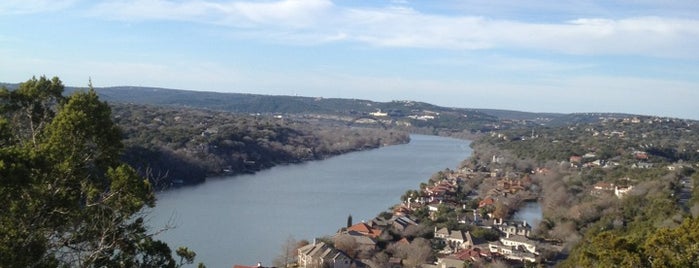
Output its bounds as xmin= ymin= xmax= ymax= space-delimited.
xmin=0 ymin=76 xmax=197 ymax=267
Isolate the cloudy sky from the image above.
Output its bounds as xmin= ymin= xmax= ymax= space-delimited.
xmin=1 ymin=0 xmax=698 ymax=119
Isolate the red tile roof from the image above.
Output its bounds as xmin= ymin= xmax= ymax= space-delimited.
xmin=478 ymin=197 xmax=495 ymax=208
xmin=347 ymin=222 xmax=383 ymax=238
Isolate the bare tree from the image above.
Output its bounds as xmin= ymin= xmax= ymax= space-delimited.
xmin=392 ymin=237 xmax=433 ymax=267
xmin=333 ymin=234 xmax=359 ymax=258
xmin=273 ymin=235 xmax=299 ymax=267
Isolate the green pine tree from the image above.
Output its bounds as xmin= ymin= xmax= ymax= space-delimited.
xmin=0 ymin=76 xmax=199 ymax=267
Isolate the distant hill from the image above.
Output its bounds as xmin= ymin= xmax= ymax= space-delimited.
xmin=3 ymin=82 xmax=687 ymax=131
xmin=65 ymin=86 xmax=507 ymax=134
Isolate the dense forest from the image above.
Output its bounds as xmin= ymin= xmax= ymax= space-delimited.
xmin=111 ymin=103 xmax=410 ymax=188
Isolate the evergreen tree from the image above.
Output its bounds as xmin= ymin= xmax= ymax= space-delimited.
xmin=0 ymin=76 xmax=198 ymax=267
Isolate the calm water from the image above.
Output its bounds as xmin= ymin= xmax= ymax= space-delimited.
xmin=148 ymin=135 xmax=471 ymax=267
xmin=512 ymin=201 xmax=543 ymax=229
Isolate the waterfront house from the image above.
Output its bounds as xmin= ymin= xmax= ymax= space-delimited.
xmin=297 ymin=241 xmax=351 ymax=268
xmin=393 ymin=204 xmax=412 ymax=215
xmin=347 ymin=222 xmax=383 ymax=239
xmin=333 ymin=231 xmax=377 ymax=253
xmin=492 ymin=218 xmax=532 ymax=237
xmin=391 ymin=216 xmax=418 ymax=232
xmin=488 ymin=233 xmax=538 ymax=263
xmin=499 ymin=234 xmax=537 ymax=253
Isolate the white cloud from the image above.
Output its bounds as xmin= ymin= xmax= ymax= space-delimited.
xmin=91 ymin=0 xmax=333 ymax=28
xmin=87 ymin=1 xmax=699 ymax=59
xmin=225 ymin=0 xmax=333 ymax=28
xmin=424 ymin=55 xmax=595 ymax=76
xmin=0 ymin=0 xmax=77 ymax=14
xmin=89 ymin=0 xmax=223 ymax=22
xmin=494 ymin=17 xmax=699 ymax=57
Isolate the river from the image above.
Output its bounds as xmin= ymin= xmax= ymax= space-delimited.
xmin=148 ymin=134 xmax=472 ymax=267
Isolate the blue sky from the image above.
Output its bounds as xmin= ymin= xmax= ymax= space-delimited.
xmin=1 ymin=0 xmax=698 ymax=119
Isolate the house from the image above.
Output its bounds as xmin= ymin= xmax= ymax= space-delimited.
xmin=334 ymin=231 xmax=377 ymax=252
xmin=424 ymin=180 xmax=457 ymax=202
xmin=634 ymin=151 xmax=649 ymax=160
xmin=391 ymin=216 xmax=418 ymax=232
xmin=434 ymin=227 xmax=475 ymax=253
xmin=442 ymin=248 xmax=491 ymax=264
xmin=369 ymin=110 xmax=388 ymax=117
xmin=393 ymin=204 xmax=412 ymax=215
xmin=478 ymin=197 xmax=495 ymax=208
xmin=370 ymin=216 xmax=391 ymax=228
xmin=347 ymin=222 xmax=382 ymax=239
xmin=497 ymin=178 xmax=527 ymax=194
xmin=433 ymin=257 xmax=465 ymax=268
xmin=499 ymin=234 xmax=537 ymax=254
xmin=488 ymin=244 xmax=537 ymax=263
xmin=488 ymin=234 xmax=538 ymax=263
xmin=427 ymin=203 xmax=441 ymax=212
xmin=493 ymin=218 xmax=532 ymax=237
xmin=297 ymin=241 xmax=351 ymax=268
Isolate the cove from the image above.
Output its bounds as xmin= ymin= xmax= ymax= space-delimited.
xmin=512 ymin=201 xmax=543 ymax=230
xmin=148 ymin=134 xmax=472 ymax=267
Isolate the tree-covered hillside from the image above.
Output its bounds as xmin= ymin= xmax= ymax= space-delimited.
xmin=74 ymin=86 xmax=505 ymax=135
xmin=111 ymin=103 xmax=410 ymax=188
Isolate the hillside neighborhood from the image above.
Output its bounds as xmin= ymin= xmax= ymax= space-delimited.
xmin=233 ymin=115 xmax=699 ymax=268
